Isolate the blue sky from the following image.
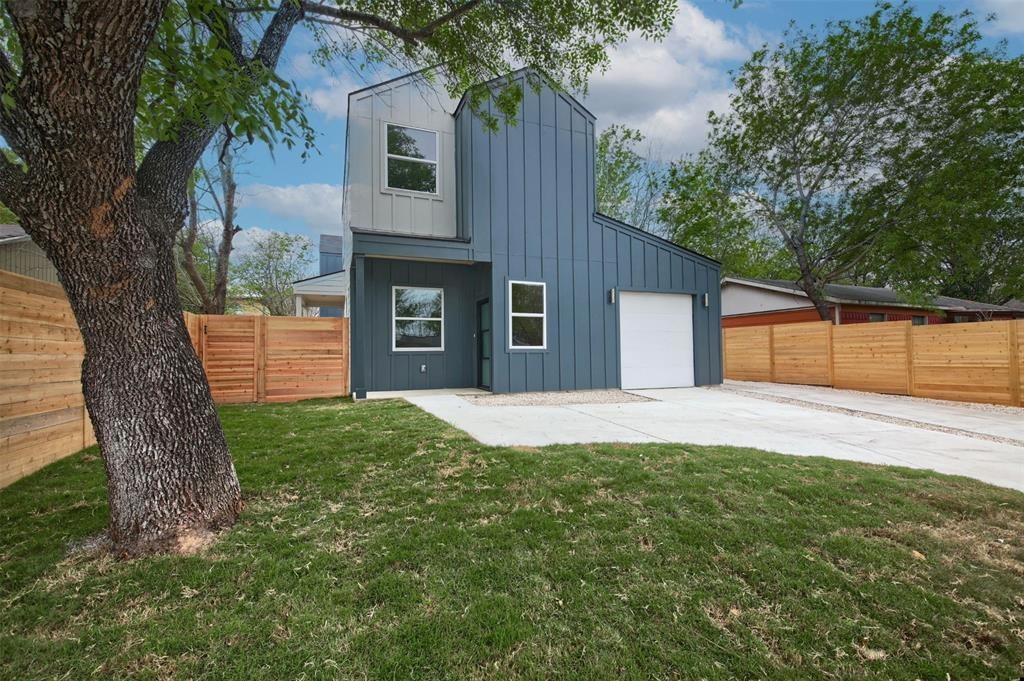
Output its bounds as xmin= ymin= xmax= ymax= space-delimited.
xmin=231 ymin=0 xmax=1024 ymax=273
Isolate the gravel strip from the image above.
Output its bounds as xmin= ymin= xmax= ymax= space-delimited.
xmin=717 ymin=385 xmax=1024 ymax=448
xmin=464 ymin=389 xmax=651 ymax=407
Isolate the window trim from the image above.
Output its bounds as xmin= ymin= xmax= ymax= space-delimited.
xmin=383 ymin=122 xmax=439 ymax=196
xmin=508 ymin=280 xmax=547 ymax=350
xmin=392 ymin=285 xmax=444 ymax=352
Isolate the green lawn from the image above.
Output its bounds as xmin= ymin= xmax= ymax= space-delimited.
xmin=1 ymin=398 xmax=1022 ymax=680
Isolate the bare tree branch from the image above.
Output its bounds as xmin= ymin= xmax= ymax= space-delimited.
xmin=179 ymin=183 xmax=215 ymax=310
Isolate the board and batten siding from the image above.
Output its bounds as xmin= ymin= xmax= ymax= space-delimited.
xmin=345 ymin=73 xmax=459 ymax=240
xmin=351 ymin=257 xmax=489 ymax=391
xmin=455 ymin=73 xmax=722 ymax=393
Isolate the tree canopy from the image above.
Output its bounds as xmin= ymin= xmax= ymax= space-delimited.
xmin=662 ymin=1 xmax=1024 ymax=317
xmin=594 ymin=125 xmax=665 ymax=235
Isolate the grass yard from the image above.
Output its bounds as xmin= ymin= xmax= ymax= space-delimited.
xmin=1 ymin=398 xmax=1023 ymax=680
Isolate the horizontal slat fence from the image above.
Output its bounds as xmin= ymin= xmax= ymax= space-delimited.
xmin=2 ymin=282 xmax=349 ymax=489
xmin=184 ymin=313 xmax=350 ymax=405
xmin=724 ymin=319 xmax=1024 ymax=407
xmin=0 ymin=271 xmax=96 ymax=489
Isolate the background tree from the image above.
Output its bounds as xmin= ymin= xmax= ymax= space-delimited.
xmin=232 ymin=231 xmax=314 ymax=316
xmin=661 ymin=155 xmax=796 ymax=279
xmin=594 ymin=125 xmax=665 ymax=234
xmin=0 ymin=0 xmax=676 ymax=554
xmin=178 ymin=135 xmax=244 ymax=314
xmin=691 ymin=2 xmax=1023 ymax=319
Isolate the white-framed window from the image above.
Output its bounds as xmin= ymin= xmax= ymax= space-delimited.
xmin=385 ymin=123 xmax=438 ymax=194
xmin=508 ymin=280 xmax=546 ymax=349
xmin=392 ymin=286 xmax=444 ymax=351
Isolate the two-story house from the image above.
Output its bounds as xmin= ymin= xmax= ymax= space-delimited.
xmin=341 ymin=68 xmax=723 ymax=397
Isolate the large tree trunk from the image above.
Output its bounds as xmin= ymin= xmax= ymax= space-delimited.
xmin=34 ymin=202 xmax=242 ymax=554
xmin=1 ymin=0 xmax=250 ymax=555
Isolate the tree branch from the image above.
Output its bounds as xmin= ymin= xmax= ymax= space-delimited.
xmin=136 ymin=1 xmax=303 ymax=225
xmin=301 ymin=0 xmax=483 ymax=45
xmin=0 ymin=150 xmax=28 ymax=218
xmin=0 ymin=48 xmax=17 ymax=93
xmin=197 ymin=2 xmax=247 ymax=65
xmin=179 ymin=184 xmax=215 ymax=311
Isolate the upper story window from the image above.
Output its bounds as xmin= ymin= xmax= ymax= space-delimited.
xmin=386 ymin=124 xmax=438 ymax=194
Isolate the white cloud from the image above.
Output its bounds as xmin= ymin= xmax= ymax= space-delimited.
xmin=585 ymin=1 xmax=758 ymax=157
xmin=239 ymin=183 xmax=343 ymax=234
xmin=306 ymin=74 xmax=361 ymax=120
xmin=978 ymin=0 xmax=1024 ymax=34
xmin=282 ymin=52 xmax=318 ymax=81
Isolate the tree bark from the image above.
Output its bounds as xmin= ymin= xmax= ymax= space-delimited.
xmin=1 ymin=0 xmax=244 ymax=555
xmin=70 ymin=210 xmax=243 ymax=553
xmin=788 ymin=237 xmax=833 ymax=322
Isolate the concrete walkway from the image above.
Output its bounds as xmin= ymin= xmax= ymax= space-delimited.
xmin=405 ymin=385 xmax=1024 ymax=492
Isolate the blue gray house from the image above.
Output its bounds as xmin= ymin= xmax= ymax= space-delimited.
xmin=337 ymin=69 xmax=722 ymax=397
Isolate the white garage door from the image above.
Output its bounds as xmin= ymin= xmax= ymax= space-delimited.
xmin=619 ymin=291 xmax=695 ymax=389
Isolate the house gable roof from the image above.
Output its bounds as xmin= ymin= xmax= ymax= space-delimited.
xmin=0 ymin=224 xmax=27 ymax=244
xmin=723 ymin=277 xmax=1016 ymax=313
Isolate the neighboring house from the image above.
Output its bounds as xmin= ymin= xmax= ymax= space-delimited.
xmin=293 ymin=234 xmax=348 ymax=317
xmin=0 ymin=224 xmax=59 ymax=284
xmin=342 ymin=69 xmax=722 ymax=397
xmin=722 ymin=277 xmax=1022 ymax=328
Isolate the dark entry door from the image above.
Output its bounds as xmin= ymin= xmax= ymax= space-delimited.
xmin=477 ymin=299 xmax=491 ymax=390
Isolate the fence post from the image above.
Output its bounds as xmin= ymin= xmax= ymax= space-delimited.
xmin=253 ymin=315 xmax=267 ymax=404
xmin=199 ymin=314 xmax=208 ymax=369
xmin=1009 ymin=321 xmax=1021 ymax=407
xmin=768 ymin=324 xmax=776 ymax=383
xmin=826 ymin=322 xmax=835 ymax=387
xmin=905 ymin=321 xmax=916 ymax=397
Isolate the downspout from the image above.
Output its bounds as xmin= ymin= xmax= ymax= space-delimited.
xmin=834 ymin=303 xmax=841 ymax=325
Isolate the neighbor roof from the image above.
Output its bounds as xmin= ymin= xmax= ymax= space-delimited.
xmin=723 ymin=277 xmax=1016 ymax=313
xmin=0 ymin=224 xmax=26 ymax=243
xmin=1005 ymin=298 xmax=1024 ymax=311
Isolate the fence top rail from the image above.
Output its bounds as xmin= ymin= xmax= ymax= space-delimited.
xmin=0 ymin=269 xmax=67 ymax=299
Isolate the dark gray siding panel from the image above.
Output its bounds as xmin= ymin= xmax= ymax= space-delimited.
xmin=452 ymin=72 xmax=722 ymax=393
xmin=350 ymin=257 xmax=489 ymax=394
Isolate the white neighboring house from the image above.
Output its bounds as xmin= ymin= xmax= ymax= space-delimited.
xmin=292 ymin=234 xmax=348 ymax=316
xmin=0 ymin=224 xmax=59 ymax=283
xmin=293 ymin=271 xmax=348 ymax=317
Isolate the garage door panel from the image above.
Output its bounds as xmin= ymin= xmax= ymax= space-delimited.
xmin=619 ymin=292 xmax=694 ymax=389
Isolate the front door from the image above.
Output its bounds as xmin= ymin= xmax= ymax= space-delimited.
xmin=477 ymin=299 xmax=491 ymax=390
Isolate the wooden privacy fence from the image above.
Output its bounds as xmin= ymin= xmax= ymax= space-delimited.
xmin=723 ymin=319 xmax=1024 ymax=407
xmin=183 ymin=312 xmax=350 ymax=404
xmin=1 ymin=271 xmax=96 ymax=489
xmin=1 ymin=271 xmax=349 ymax=489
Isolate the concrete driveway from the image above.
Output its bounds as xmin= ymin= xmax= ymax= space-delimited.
xmin=405 ymin=382 xmax=1024 ymax=492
